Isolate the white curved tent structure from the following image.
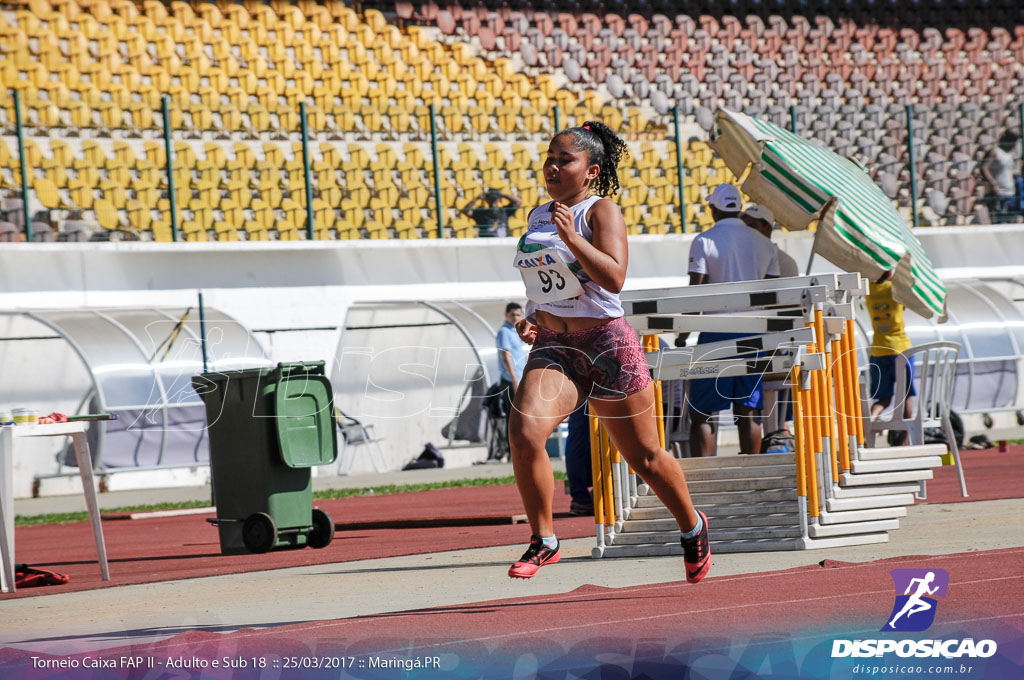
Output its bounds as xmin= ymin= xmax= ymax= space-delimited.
xmin=0 ymin=308 xmax=269 ymax=496
xmin=330 ymin=299 xmax=508 ymax=470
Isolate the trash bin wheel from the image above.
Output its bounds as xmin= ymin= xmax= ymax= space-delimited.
xmin=242 ymin=512 xmax=278 ymax=553
xmin=308 ymin=508 xmax=335 ymax=549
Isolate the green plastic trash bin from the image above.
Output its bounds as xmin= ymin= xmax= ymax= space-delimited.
xmin=192 ymin=361 xmax=338 ymax=555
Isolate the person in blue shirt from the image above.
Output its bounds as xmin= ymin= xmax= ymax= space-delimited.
xmin=484 ymin=303 xmax=528 ymax=463
xmin=496 ymin=302 xmax=527 ymax=414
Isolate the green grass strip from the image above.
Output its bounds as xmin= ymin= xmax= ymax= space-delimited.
xmin=14 ymin=473 xmax=563 ymax=527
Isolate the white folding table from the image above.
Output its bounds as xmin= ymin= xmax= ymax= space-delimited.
xmin=0 ymin=422 xmax=110 ymax=593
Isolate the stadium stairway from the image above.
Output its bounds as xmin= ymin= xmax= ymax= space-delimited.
xmin=596 ymin=444 xmax=948 ymax=557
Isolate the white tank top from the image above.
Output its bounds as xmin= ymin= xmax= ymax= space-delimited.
xmin=515 ymin=196 xmax=625 ymax=320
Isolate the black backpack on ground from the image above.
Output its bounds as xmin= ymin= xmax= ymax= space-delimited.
xmin=402 ymin=442 xmax=445 ymax=470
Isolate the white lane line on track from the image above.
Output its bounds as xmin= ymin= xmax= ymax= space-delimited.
xmin=389 ymin=613 xmax=1024 ymax=656
xmin=146 ymin=573 xmax=1024 ymax=656
xmin=372 ymin=576 xmax=1024 ymax=654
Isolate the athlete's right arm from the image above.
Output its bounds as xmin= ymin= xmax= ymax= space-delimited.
xmin=515 ymin=318 xmax=537 ymax=345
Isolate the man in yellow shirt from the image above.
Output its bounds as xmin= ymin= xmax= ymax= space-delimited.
xmin=867 ymin=270 xmax=916 ymax=442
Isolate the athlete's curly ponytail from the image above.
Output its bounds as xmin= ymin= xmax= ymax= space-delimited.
xmin=557 ymin=120 xmax=629 ymax=197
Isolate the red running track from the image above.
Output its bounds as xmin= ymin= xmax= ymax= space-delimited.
xmin=4 ymin=448 xmax=1019 ymax=600
xmin=2 ymin=548 xmax=1022 ymax=679
xmin=5 ymin=483 xmax=594 ymax=599
xmin=919 ymin=447 xmax=1022 ymax=504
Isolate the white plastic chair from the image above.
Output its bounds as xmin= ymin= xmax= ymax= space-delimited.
xmin=863 ymin=341 xmax=967 ymax=498
xmin=335 ymin=409 xmax=388 ymax=476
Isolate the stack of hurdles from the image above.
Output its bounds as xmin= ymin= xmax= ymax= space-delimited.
xmin=586 ymin=274 xmax=951 ymax=557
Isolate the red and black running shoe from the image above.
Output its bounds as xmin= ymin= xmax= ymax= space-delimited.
xmin=508 ymin=535 xmax=560 ymax=579
xmin=681 ymin=510 xmax=711 ymax=584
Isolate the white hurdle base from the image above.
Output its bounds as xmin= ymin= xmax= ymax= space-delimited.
xmin=595 ymin=446 xmax=941 ymax=559
xmin=799 ymin=533 xmax=891 ymax=550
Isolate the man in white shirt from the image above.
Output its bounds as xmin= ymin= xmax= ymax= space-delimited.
xmin=681 ymin=185 xmax=779 ymax=456
xmin=742 ymin=204 xmax=800 ymax=278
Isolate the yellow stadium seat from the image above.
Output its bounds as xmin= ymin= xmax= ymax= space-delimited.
xmin=244 ymin=221 xmax=269 ymax=240
xmin=232 ymin=142 xmax=256 ymax=167
xmin=136 ymin=186 xmax=160 ymax=211
xmin=107 ymin=162 xmax=132 ymax=189
xmin=320 ymin=186 xmax=342 ymax=208
xmin=189 ymin=197 xmax=215 ymax=231
xmin=48 ymin=140 xmax=74 ymax=167
xmin=180 ymin=220 xmax=208 ymax=241
xmin=313 ymin=199 xmax=335 ymax=235
xmin=32 ymin=100 xmax=61 ymax=128
xmin=250 ymin=199 xmax=273 ymax=228
xmin=93 ymin=198 xmax=119 ymax=232
xmin=101 ymin=179 xmax=127 ymax=210
xmin=262 ymin=142 xmax=284 ymax=167
xmin=78 ymin=141 xmax=103 ymax=169
xmin=68 ymin=178 xmax=93 ymax=210
xmin=140 ymin=141 xmax=164 ymax=168
xmin=172 ymin=141 xmax=196 ymax=168
xmin=280 ymin=198 xmax=304 ymax=229
xmin=276 ymin=222 xmax=301 ymax=241
xmin=42 ymin=160 xmax=69 ymax=190
xmin=34 ymin=178 xmax=62 ymax=209
xmin=392 ymin=220 xmax=417 ymax=240
xmin=126 ymin=199 xmax=152 ymax=234
xmin=214 ymin=221 xmax=240 ymax=241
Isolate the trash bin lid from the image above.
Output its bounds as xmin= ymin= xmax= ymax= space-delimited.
xmin=275 ymin=372 xmax=338 ymax=467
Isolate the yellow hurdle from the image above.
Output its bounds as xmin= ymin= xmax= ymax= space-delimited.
xmin=799 ymin=374 xmax=820 ymax=518
xmin=599 ymin=423 xmax=616 ymax=526
xmin=840 ymin=324 xmax=859 ymax=452
xmin=805 ymin=328 xmax=824 ymax=453
xmin=803 ymin=332 xmax=822 ymax=516
xmin=653 ymin=379 xmax=666 ymax=450
xmin=791 ymin=365 xmax=807 ymax=499
xmin=845 ymin=319 xmax=866 ymax=445
xmin=814 ymin=308 xmax=840 ymax=484
xmin=643 ymin=334 xmax=668 ymax=452
xmin=832 ymin=334 xmax=851 ymax=472
xmin=589 ymin=413 xmax=604 ymax=526
xmin=837 ymin=322 xmax=854 ymax=449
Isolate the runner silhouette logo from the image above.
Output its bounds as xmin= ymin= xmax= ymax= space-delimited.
xmin=882 ymin=568 xmax=950 ymax=632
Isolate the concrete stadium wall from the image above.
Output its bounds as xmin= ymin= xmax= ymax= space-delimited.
xmin=2 ymin=225 xmax=1023 ymax=495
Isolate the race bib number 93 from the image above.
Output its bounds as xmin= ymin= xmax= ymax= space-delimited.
xmin=514 ymin=247 xmax=584 ymax=303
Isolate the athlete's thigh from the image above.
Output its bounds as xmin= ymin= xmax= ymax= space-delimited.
xmin=587 ymin=383 xmax=662 ymax=454
xmin=509 ymin=362 xmax=582 ymax=441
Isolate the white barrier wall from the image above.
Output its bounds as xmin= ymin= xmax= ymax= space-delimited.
xmin=1 ymin=226 xmax=1023 ymax=494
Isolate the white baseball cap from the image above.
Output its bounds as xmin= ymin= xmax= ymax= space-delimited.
xmin=743 ymin=204 xmax=775 ymax=226
xmin=707 ymin=184 xmax=742 ymax=211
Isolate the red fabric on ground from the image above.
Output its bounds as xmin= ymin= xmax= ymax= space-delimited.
xmin=6 ymin=483 xmax=593 ymax=600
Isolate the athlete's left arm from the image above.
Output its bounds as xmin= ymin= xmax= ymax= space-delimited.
xmin=555 ymin=198 xmax=628 ymax=293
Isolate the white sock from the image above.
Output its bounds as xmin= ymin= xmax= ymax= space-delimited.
xmin=681 ymin=513 xmax=703 ymax=540
xmin=541 ymin=535 xmax=558 ymax=549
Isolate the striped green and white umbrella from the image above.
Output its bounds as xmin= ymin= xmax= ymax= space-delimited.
xmin=710 ymin=108 xmax=947 ymax=320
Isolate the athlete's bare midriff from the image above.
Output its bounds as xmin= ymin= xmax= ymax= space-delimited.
xmin=534 ymin=310 xmax=610 ymax=333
